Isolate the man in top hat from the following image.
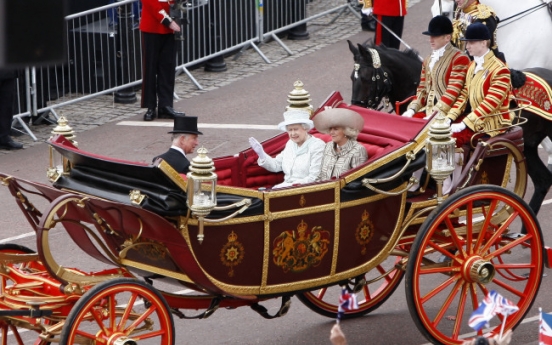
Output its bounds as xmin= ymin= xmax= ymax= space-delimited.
xmin=451 ymin=0 xmax=505 ymax=62
xmin=154 ymin=115 xmax=202 ymax=174
xmin=403 ymin=15 xmax=470 ymax=119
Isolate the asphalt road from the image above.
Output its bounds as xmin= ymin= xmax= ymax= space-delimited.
xmin=1 ymin=0 xmax=551 ymax=344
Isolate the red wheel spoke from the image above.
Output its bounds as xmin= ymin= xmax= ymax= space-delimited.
xmin=452 ymin=284 xmax=470 ymax=339
xmin=361 ymin=284 xmax=372 ymax=302
xmin=466 ymin=202 xmax=474 ymax=255
xmin=109 ymin=293 xmax=116 ymax=333
xmin=444 ymin=218 xmax=467 ymax=259
xmin=492 ymin=277 xmax=524 ymax=297
xmin=9 ymin=325 xmax=25 ymax=345
xmin=316 ymin=288 xmax=327 ymax=299
xmin=421 ymin=275 xmax=458 ymax=304
xmin=117 ymin=292 xmax=139 ymax=331
xmin=486 ymin=236 xmax=532 ymax=260
xmin=133 ymin=329 xmax=168 ymax=340
xmin=90 ymin=306 xmax=109 ymax=335
xmin=474 ymin=200 xmax=498 ymax=250
xmin=426 ymin=240 xmax=456 ymax=263
xmin=432 ymin=279 xmax=462 ymax=327
xmin=480 ymin=212 xmax=519 ymax=254
xmin=126 ymin=303 xmax=157 ymax=334
xmin=493 ymin=262 xmax=535 ymax=270
xmin=74 ymin=328 xmax=99 ymax=340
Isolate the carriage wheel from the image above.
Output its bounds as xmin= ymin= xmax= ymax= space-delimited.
xmin=0 ymin=244 xmax=50 ymax=345
xmin=59 ymin=278 xmax=174 ymax=345
xmin=405 ymin=185 xmax=544 ymax=345
xmin=297 ymin=250 xmax=405 ymax=319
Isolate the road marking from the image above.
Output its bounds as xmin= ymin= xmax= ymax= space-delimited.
xmin=117 ymin=121 xmax=279 ymax=130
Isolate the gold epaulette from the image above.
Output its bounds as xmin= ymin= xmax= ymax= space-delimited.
xmin=476 ymin=4 xmax=495 ymax=20
xmin=358 ymin=0 xmax=373 ymax=9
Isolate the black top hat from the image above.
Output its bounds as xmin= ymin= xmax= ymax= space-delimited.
xmin=460 ymin=22 xmax=491 ymax=41
xmin=422 ymin=15 xmax=453 ymax=36
xmin=168 ymin=116 xmax=203 ymax=135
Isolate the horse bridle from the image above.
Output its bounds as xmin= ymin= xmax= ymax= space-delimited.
xmin=353 ymin=48 xmax=393 ymax=109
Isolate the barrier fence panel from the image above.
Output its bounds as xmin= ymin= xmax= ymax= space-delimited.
xmin=11 ymin=0 xmax=358 ymax=140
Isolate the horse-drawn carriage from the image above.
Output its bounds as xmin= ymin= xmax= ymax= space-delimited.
xmin=0 ymin=91 xmax=548 ymax=345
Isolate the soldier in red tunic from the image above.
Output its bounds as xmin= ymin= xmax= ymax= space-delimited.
xmin=403 ymin=15 xmax=470 ymax=119
xmin=359 ymin=0 xmax=408 ymax=50
xmin=140 ymin=0 xmax=185 ymax=121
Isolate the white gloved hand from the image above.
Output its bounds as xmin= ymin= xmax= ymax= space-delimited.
xmin=402 ymin=109 xmax=415 ymax=117
xmin=451 ymin=121 xmax=466 ymax=133
xmin=249 ymin=137 xmax=267 ymax=160
xmin=361 ymin=7 xmax=373 ymax=16
xmin=492 ymin=329 xmax=512 ymax=345
xmin=445 ymin=117 xmax=452 ymax=126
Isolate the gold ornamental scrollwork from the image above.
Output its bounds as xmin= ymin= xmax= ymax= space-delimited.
xmin=129 ymin=189 xmax=146 ymax=206
xmin=355 ymin=210 xmax=375 ymax=255
xmin=220 ymin=231 xmax=245 ymax=277
xmin=480 ymin=171 xmax=489 ymax=185
xmin=272 ymin=220 xmax=330 ymax=273
xmin=299 ymin=195 xmax=306 ymax=207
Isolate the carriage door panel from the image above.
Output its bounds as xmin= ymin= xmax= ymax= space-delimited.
xmin=336 ymin=194 xmax=404 ymax=273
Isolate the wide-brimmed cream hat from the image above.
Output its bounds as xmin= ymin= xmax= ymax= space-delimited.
xmin=277 ymin=109 xmax=314 ymax=132
xmin=313 ymin=108 xmax=365 ymax=133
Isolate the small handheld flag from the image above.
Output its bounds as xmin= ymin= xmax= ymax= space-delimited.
xmin=337 ymin=287 xmax=359 ymax=321
xmin=540 ymin=308 xmax=552 ymax=345
xmin=468 ymin=291 xmax=518 ymax=332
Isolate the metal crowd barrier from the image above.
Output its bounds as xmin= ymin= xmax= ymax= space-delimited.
xmin=12 ymin=0 xmax=361 ymax=140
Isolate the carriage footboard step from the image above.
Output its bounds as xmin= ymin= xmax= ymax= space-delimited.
xmin=250 ymin=295 xmax=291 ymax=319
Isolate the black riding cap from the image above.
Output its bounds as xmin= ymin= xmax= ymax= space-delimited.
xmin=460 ymin=22 xmax=491 ymax=41
xmin=168 ymin=115 xmax=203 ymax=135
xmin=422 ymin=15 xmax=453 ymax=36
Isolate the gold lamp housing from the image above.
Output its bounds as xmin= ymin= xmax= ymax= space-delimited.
xmin=186 ymin=147 xmax=217 ymax=243
xmin=425 ymin=112 xmax=456 ymax=204
xmin=47 ymin=115 xmax=77 ymax=182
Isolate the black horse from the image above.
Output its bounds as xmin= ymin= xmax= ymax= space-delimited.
xmin=349 ymin=40 xmax=552 ymax=216
xmin=348 ymin=40 xmax=422 ymax=114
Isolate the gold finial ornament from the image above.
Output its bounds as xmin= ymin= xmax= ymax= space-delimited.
xmin=285 ymin=80 xmax=314 ymax=117
xmin=51 ymin=114 xmax=77 ymax=146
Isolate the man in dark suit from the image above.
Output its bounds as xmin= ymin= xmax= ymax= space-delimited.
xmin=154 ymin=115 xmax=202 ymax=174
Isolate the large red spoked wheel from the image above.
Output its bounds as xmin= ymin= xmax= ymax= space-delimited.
xmin=297 ymin=250 xmax=405 ymax=319
xmin=0 ymin=244 xmax=50 ymax=345
xmin=405 ymin=185 xmax=544 ymax=345
xmin=59 ymin=278 xmax=174 ymax=345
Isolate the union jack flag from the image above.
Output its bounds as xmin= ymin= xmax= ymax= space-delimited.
xmin=468 ymin=291 xmax=518 ymax=332
xmin=337 ymin=287 xmax=358 ymax=321
xmin=540 ymin=308 xmax=552 ymax=345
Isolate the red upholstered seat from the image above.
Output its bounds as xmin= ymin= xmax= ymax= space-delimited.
xmin=214 ymin=91 xmax=428 ymax=190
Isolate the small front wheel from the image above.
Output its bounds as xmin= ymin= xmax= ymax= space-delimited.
xmin=59 ymin=278 xmax=174 ymax=345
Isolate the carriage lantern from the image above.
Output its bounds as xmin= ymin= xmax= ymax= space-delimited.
xmin=425 ymin=111 xmax=456 ymax=204
xmin=186 ymin=147 xmax=217 ymax=243
xmin=47 ymin=114 xmax=77 ymax=182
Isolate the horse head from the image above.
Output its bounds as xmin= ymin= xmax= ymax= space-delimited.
xmin=348 ymin=40 xmax=422 ymax=113
xmin=348 ymin=40 xmax=393 ymax=109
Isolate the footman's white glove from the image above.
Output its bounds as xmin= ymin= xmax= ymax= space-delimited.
xmin=402 ymin=109 xmax=415 ymax=117
xmin=451 ymin=121 xmax=466 ymax=133
xmin=361 ymin=7 xmax=373 ymax=16
xmin=249 ymin=137 xmax=267 ymax=160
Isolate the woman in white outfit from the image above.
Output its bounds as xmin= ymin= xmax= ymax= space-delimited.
xmin=249 ymin=109 xmax=325 ymax=189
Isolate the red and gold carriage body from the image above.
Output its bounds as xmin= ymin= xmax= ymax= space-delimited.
xmin=0 ymin=91 xmax=547 ymax=345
